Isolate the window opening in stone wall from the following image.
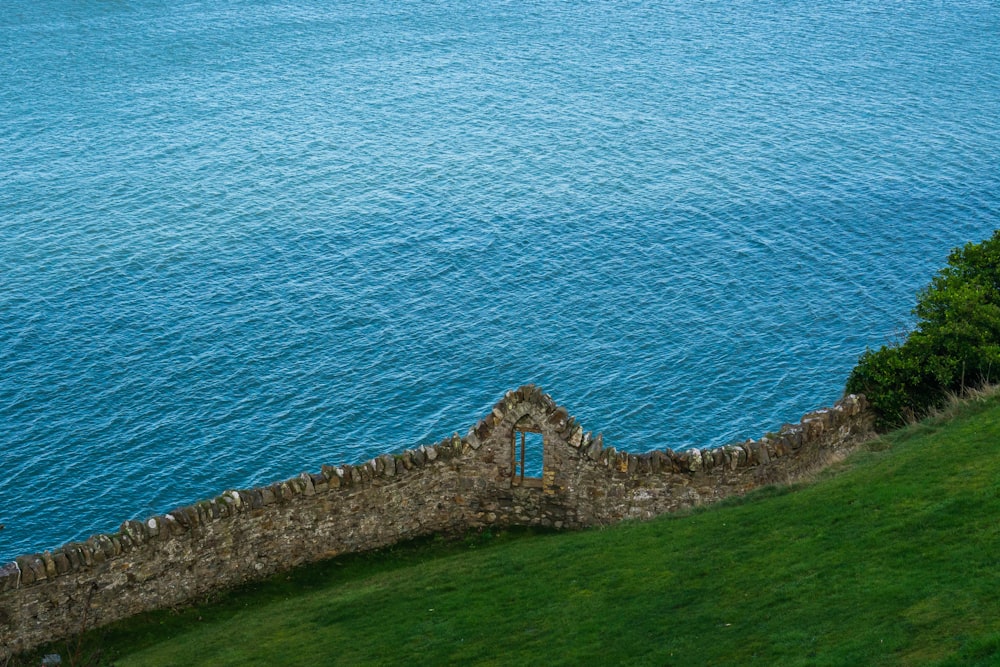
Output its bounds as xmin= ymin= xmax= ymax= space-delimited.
xmin=512 ymin=429 xmax=543 ymax=485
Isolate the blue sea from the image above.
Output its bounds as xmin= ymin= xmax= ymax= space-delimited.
xmin=2 ymin=0 xmax=998 ymax=561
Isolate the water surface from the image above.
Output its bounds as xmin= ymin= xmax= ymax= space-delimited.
xmin=1 ymin=0 xmax=998 ymax=560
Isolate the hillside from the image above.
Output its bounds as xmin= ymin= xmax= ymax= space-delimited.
xmin=28 ymin=392 xmax=1000 ymax=666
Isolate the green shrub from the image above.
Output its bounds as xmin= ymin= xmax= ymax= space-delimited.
xmin=846 ymin=229 xmax=1000 ymax=429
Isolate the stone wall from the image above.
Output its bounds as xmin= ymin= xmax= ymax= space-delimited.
xmin=0 ymin=386 xmax=873 ymax=656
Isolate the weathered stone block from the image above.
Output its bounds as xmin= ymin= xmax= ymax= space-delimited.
xmin=120 ymin=520 xmax=146 ymax=545
xmin=547 ymin=407 xmax=569 ymax=427
xmin=89 ymin=545 xmax=106 ymax=565
xmin=558 ymin=417 xmax=577 ymax=438
xmin=835 ymin=395 xmax=855 ymax=415
xmin=465 ymin=429 xmax=481 ymax=449
xmin=300 ymin=473 xmax=316 ymax=496
xmin=686 ymin=448 xmax=703 ymax=473
xmin=73 ymin=542 xmax=94 ymax=567
xmin=233 ymin=491 xmax=252 ymax=510
xmin=708 ymin=448 xmax=722 ymax=469
xmin=116 ymin=537 xmax=134 ymax=557
xmin=602 ymin=446 xmax=616 ymax=466
xmin=757 ymin=440 xmax=772 ymax=464
xmin=586 ymin=436 xmax=604 ymax=461
xmin=437 ymin=440 xmax=456 ymax=460
xmin=802 ymin=418 xmax=824 ymax=442
xmin=15 ymin=559 xmax=34 ymax=586
xmin=673 ymin=450 xmax=690 ymax=473
xmin=723 ymin=446 xmax=740 ymax=470
xmin=162 ymin=514 xmax=180 ymax=539
xmin=92 ymin=535 xmax=115 ymax=561
xmin=346 ymin=466 xmax=361 ymax=484
xmin=53 ymin=552 xmax=70 ymax=575
xmin=736 ymin=446 xmax=748 ymax=467
xmin=391 ymin=457 xmax=405 ymax=476
xmin=42 ymin=552 xmax=57 ymax=579
xmin=169 ymin=508 xmax=191 ymax=530
xmin=275 ymin=483 xmax=291 ymax=502
xmin=27 ymin=557 xmax=46 ymax=582
xmin=63 ymin=547 xmax=81 ymax=571
xmin=190 ymin=502 xmax=208 ymax=526
xmin=784 ymin=427 xmax=803 ymax=450
xmin=0 ymin=562 xmax=18 ymax=592
xmin=646 ymin=451 xmax=661 ymax=473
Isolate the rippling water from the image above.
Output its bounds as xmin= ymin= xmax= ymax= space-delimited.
xmin=1 ymin=0 xmax=998 ymax=560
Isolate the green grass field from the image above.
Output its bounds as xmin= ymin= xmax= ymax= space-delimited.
xmin=28 ymin=393 xmax=1000 ymax=666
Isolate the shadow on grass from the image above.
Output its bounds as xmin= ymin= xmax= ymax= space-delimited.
xmin=17 ymin=526 xmax=556 ymax=666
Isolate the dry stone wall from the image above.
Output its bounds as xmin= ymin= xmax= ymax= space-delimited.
xmin=0 ymin=385 xmax=873 ymax=656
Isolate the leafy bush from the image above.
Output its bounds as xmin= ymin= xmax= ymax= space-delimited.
xmin=846 ymin=229 xmax=1000 ymax=429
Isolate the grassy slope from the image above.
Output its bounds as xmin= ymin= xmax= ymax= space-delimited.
xmin=35 ymin=395 xmax=1000 ymax=666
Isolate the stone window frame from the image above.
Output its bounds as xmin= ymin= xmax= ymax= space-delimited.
xmin=511 ymin=417 xmax=544 ymax=488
